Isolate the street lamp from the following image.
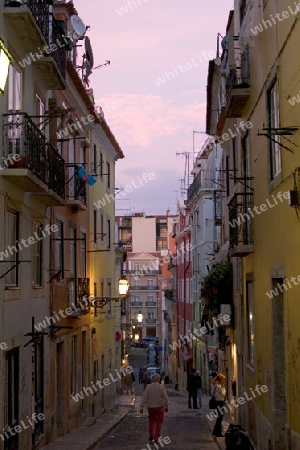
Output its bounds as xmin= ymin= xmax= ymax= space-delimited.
xmin=137 ymin=311 xmax=143 ymax=323
xmin=92 ymin=275 xmax=129 ymax=310
xmin=0 ymin=37 xmax=12 ymax=95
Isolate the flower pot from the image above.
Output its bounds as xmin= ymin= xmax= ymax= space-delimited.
xmin=14 ymin=156 xmax=26 ymax=167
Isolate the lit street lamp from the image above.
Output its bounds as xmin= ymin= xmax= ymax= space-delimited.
xmin=137 ymin=311 xmax=143 ymax=323
xmin=92 ymin=275 xmax=129 ymax=310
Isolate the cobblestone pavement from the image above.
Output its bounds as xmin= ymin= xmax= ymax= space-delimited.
xmin=95 ymin=384 xmax=220 ymax=450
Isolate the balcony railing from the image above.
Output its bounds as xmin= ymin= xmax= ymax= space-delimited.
xmin=51 ymin=18 xmax=67 ymax=80
xmin=188 ymin=170 xmax=216 ymax=201
xmin=66 ymin=167 xmax=86 ymax=209
xmin=146 ymin=302 xmax=156 ymax=307
xmin=131 ymin=301 xmax=142 ymax=306
xmin=146 ymin=319 xmax=156 ymax=324
xmin=127 ymin=270 xmax=161 ymax=275
xmin=130 ymin=286 xmax=159 ymax=290
xmin=2 ymin=113 xmax=65 ymax=202
xmin=228 ymin=192 xmax=254 ymax=256
xmin=226 ymin=46 xmax=250 ymax=118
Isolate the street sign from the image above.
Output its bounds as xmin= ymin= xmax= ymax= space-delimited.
xmin=157 ymin=347 xmax=162 ymax=351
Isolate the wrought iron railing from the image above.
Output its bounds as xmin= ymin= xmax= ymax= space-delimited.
xmin=67 ymin=168 xmax=86 ymax=205
xmin=188 ymin=170 xmax=216 ymax=201
xmin=51 ymin=18 xmax=67 ymax=80
xmin=2 ymin=113 xmax=65 ymax=199
xmin=47 ymin=143 xmax=65 ymax=199
xmin=228 ymin=192 xmax=253 ymax=247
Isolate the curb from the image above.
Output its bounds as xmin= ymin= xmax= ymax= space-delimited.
xmin=86 ymin=408 xmax=129 ymax=450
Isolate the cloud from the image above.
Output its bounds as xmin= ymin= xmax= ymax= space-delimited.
xmin=99 ymin=93 xmax=206 ymax=147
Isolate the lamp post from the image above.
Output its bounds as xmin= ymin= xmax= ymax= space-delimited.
xmin=0 ymin=37 xmax=12 ymax=95
xmin=92 ymin=275 xmax=129 ymax=310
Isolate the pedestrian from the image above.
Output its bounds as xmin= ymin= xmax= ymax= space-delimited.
xmin=124 ymin=371 xmax=134 ymax=394
xmin=195 ymin=371 xmax=202 ymax=407
xmin=212 ymin=373 xmax=226 ymax=437
xmin=187 ymin=368 xmax=198 ymax=409
xmin=139 ymin=368 xmax=143 ymax=384
xmin=140 ymin=373 xmax=168 ymax=443
xmin=142 ymin=366 xmax=151 ymax=389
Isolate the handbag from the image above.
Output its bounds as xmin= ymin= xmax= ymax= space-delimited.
xmin=209 ymin=386 xmax=217 ymax=409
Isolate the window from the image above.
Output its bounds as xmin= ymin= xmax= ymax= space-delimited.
xmin=147 ymin=294 xmax=154 ymax=303
xmin=134 ymin=279 xmax=140 ymax=287
xmin=226 ymin=155 xmax=230 ymax=196
xmin=35 ymin=94 xmax=45 ymax=130
xmin=94 ymin=282 xmax=97 ymax=297
xmin=100 ymin=212 xmax=104 ymax=242
xmin=134 ymin=263 xmax=140 ymax=271
xmin=232 ymin=137 xmax=237 ymax=183
xmin=99 ymin=152 xmax=103 ymax=178
xmin=146 ymin=263 xmax=154 ymax=274
xmin=55 ymin=221 xmax=64 ymax=278
xmin=8 ymin=64 xmax=21 ymax=111
xmin=134 ymin=295 xmax=140 ymax=303
xmin=5 ymin=209 xmax=19 ymax=286
xmin=268 ymin=81 xmax=281 ymax=179
xmin=106 ymin=162 xmax=110 ymax=189
xmin=32 ymin=223 xmax=42 ymax=286
xmin=69 ymin=228 xmax=76 ymax=279
xmin=107 ymin=219 xmax=111 ymax=249
xmin=80 ymin=232 xmax=86 ymax=278
xmin=147 ymin=310 xmax=154 ymax=320
xmin=5 ymin=349 xmax=19 ymax=449
xmin=246 ymin=280 xmax=255 ymax=366
xmin=93 ymin=144 xmax=97 ymax=173
xmin=70 ymin=336 xmax=77 ymax=396
xmin=148 ymin=279 xmax=153 ymax=287
xmin=32 ymin=341 xmax=44 ymax=442
xmin=107 ymin=282 xmax=112 ymax=314
xmin=93 ymin=210 xmax=97 ymax=244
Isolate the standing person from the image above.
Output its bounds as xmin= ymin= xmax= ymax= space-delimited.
xmin=195 ymin=371 xmax=202 ymax=407
xmin=187 ymin=368 xmax=198 ymax=409
xmin=140 ymin=373 xmax=168 ymax=443
xmin=212 ymin=373 xmax=226 ymax=437
xmin=124 ymin=371 xmax=134 ymax=394
xmin=142 ymin=366 xmax=151 ymax=389
xmin=139 ymin=368 xmax=143 ymax=384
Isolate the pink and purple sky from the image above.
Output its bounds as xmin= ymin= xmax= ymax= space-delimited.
xmin=75 ymin=0 xmax=233 ymax=215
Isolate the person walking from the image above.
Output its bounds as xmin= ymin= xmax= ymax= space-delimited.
xmin=195 ymin=371 xmax=202 ymax=407
xmin=124 ymin=371 xmax=134 ymax=394
xmin=187 ymin=368 xmax=198 ymax=409
xmin=140 ymin=373 xmax=168 ymax=443
xmin=212 ymin=373 xmax=226 ymax=437
xmin=142 ymin=366 xmax=151 ymax=389
xmin=139 ymin=368 xmax=143 ymax=384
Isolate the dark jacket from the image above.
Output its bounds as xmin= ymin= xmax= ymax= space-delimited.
xmin=187 ymin=373 xmax=197 ymax=393
xmin=196 ymin=375 xmax=202 ymax=389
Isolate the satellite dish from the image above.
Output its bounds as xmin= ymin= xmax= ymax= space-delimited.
xmin=85 ymin=61 xmax=92 ymax=79
xmin=70 ymin=15 xmax=86 ymax=39
xmin=84 ymin=36 xmax=94 ymax=68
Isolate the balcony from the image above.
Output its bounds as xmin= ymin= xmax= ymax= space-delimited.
xmin=2 ymin=113 xmax=65 ymax=205
xmin=68 ymin=278 xmax=90 ymax=317
xmin=4 ymin=0 xmax=50 ymax=51
xmin=146 ymin=319 xmax=157 ymax=324
xmin=226 ymin=47 xmax=250 ymax=118
xmin=228 ymin=193 xmax=254 ymax=256
xmin=66 ymin=167 xmax=86 ymax=211
xmin=4 ymin=2 xmax=66 ymax=88
xmin=131 ymin=302 xmax=143 ymax=307
xmin=130 ymin=286 xmax=159 ymax=291
xmin=187 ymin=170 xmax=216 ymax=201
xmin=127 ymin=270 xmax=161 ymax=275
xmin=146 ymin=302 xmax=156 ymax=307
